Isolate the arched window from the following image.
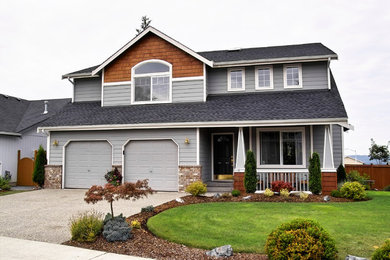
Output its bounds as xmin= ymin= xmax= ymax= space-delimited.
xmin=132 ymin=60 xmax=172 ymax=103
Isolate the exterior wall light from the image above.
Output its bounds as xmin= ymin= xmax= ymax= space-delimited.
xmin=184 ymin=138 xmax=190 ymax=144
xmin=52 ymin=140 xmax=59 ymax=146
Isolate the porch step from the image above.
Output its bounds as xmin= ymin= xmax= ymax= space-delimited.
xmin=206 ymin=181 xmax=234 ymax=193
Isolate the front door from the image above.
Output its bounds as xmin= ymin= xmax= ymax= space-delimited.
xmin=213 ymin=134 xmax=233 ymax=179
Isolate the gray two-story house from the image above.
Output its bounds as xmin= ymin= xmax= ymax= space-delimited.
xmin=38 ymin=27 xmax=350 ymax=194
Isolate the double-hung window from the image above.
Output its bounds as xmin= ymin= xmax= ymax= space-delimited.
xmin=227 ymin=68 xmax=245 ymax=91
xmin=132 ymin=60 xmax=172 ymax=103
xmin=283 ymin=64 xmax=302 ymax=88
xmin=257 ymin=128 xmax=305 ymax=167
xmin=255 ymin=66 xmax=273 ymax=90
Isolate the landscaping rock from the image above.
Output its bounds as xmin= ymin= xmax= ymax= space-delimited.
xmin=345 ymin=255 xmax=368 ymax=260
xmin=242 ymin=195 xmax=251 ymax=200
xmin=103 ymin=215 xmax=132 ymax=242
xmin=323 ymin=195 xmax=331 ymax=202
xmin=213 ymin=193 xmax=221 ymax=198
xmin=206 ymin=245 xmax=233 ymax=257
xmin=175 ymin=198 xmax=184 ymax=203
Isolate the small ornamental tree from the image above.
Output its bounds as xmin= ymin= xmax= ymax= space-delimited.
xmin=309 ymin=152 xmax=322 ymax=194
xmin=369 ymin=138 xmax=390 ymax=164
xmin=244 ymin=150 xmax=257 ymax=193
xmin=336 ymin=164 xmax=346 ymax=184
xmin=32 ymin=145 xmax=47 ymax=187
xmin=84 ymin=180 xmax=154 ymax=218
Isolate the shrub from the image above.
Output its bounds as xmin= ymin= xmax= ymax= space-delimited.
xmin=346 ymin=170 xmax=370 ymax=189
xmin=70 ymin=211 xmax=103 ymax=242
xmin=85 ymin=180 xmax=154 ymax=218
xmin=265 ymin=218 xmax=337 ymax=260
xmin=141 ymin=205 xmax=155 ymax=213
xmin=309 ymin=152 xmax=322 ymax=195
xmin=185 ymin=181 xmax=207 ymax=196
xmin=104 ymin=167 xmax=122 ymax=186
xmin=330 ymin=189 xmax=342 ymax=198
xmin=103 ymin=214 xmax=132 ymax=242
xmin=244 ymin=150 xmax=257 ymax=193
xmin=336 ymin=164 xmax=346 ymax=184
xmin=384 ymin=185 xmax=390 ymax=191
xmin=372 ymin=239 xmax=390 ymax=260
xmin=231 ymin=189 xmax=241 ymax=197
xmin=264 ymin=188 xmax=274 ymax=197
xmin=32 ymin=145 xmax=47 ymax=187
xmin=300 ymin=192 xmax=309 ymax=200
xmin=271 ymin=180 xmax=294 ymax=192
xmin=0 ymin=176 xmax=11 ymax=191
xmin=280 ymin=188 xmax=290 ymax=198
xmin=221 ymin=192 xmax=231 ymax=198
xmin=130 ymin=220 xmax=141 ymax=229
xmin=340 ymin=182 xmax=367 ymax=200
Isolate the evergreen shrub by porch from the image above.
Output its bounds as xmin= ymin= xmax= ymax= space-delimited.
xmin=336 ymin=164 xmax=346 ymax=184
xmin=330 ymin=189 xmax=342 ymax=198
xmin=244 ymin=150 xmax=257 ymax=193
xmin=32 ymin=145 xmax=47 ymax=187
xmin=265 ymin=218 xmax=337 ymax=260
xmin=372 ymin=239 xmax=390 ymax=260
xmin=264 ymin=188 xmax=274 ymax=197
xmin=271 ymin=180 xmax=294 ymax=192
xmin=231 ymin=189 xmax=241 ymax=197
xmin=309 ymin=152 xmax=321 ymax=194
xmin=185 ymin=181 xmax=207 ymax=196
xmin=340 ymin=181 xmax=367 ymax=200
xmin=70 ymin=211 xmax=103 ymax=242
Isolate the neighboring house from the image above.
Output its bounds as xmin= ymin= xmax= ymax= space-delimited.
xmin=0 ymin=94 xmax=70 ymax=184
xmin=345 ymin=155 xmax=388 ymax=165
xmin=38 ymin=27 xmax=351 ymax=194
xmin=344 ymin=156 xmax=364 ymax=165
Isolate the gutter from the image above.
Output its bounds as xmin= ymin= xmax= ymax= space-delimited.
xmin=0 ymin=131 xmax=21 ymax=136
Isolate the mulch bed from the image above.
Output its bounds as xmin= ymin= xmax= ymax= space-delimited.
xmin=63 ymin=194 xmax=352 ymax=259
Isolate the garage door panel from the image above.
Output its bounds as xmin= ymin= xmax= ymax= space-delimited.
xmin=125 ymin=140 xmax=178 ymax=191
xmin=65 ymin=141 xmax=112 ymax=188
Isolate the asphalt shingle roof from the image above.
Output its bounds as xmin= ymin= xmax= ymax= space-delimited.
xmin=40 ymin=74 xmax=347 ymax=128
xmin=0 ymin=94 xmax=71 ymax=133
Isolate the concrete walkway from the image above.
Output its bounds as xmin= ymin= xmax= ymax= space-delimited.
xmin=0 ymin=189 xmax=180 ymax=243
xmin=0 ymin=236 xmax=152 ymax=260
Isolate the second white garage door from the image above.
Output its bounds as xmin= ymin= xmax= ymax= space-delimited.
xmin=124 ymin=140 xmax=178 ymax=191
xmin=65 ymin=141 xmax=112 ymax=188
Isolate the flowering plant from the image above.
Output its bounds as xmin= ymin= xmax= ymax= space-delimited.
xmin=104 ymin=167 xmax=122 ymax=186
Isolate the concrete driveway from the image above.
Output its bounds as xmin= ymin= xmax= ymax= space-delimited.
xmin=0 ymin=189 xmax=180 ymax=244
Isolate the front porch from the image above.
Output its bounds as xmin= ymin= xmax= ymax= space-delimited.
xmin=198 ymin=124 xmax=342 ymax=194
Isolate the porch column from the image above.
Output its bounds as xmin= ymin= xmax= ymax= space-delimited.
xmin=235 ymin=127 xmax=246 ymax=172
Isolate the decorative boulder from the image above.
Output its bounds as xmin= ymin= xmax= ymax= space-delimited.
xmin=242 ymin=195 xmax=252 ymax=200
xmin=103 ymin=214 xmax=132 ymax=242
xmin=175 ymin=198 xmax=184 ymax=203
xmin=323 ymin=195 xmax=331 ymax=202
xmin=206 ymin=245 xmax=233 ymax=257
xmin=345 ymin=255 xmax=368 ymax=260
xmin=213 ymin=193 xmax=221 ymax=198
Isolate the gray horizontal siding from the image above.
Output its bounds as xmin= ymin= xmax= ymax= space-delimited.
xmin=103 ymin=84 xmax=131 ymax=106
xmin=49 ymin=129 xmax=197 ymax=166
xmin=74 ymin=77 xmax=101 ymax=102
xmin=332 ymin=124 xmax=342 ymax=167
xmin=313 ymin=125 xmax=325 ymax=167
xmin=199 ymin=128 xmax=211 ymax=182
xmin=172 ymin=80 xmax=204 ymax=103
xmin=207 ymin=61 xmax=328 ymax=94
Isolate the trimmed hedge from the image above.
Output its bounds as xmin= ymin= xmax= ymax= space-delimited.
xmin=309 ymin=152 xmax=321 ymax=195
xmin=372 ymin=239 xmax=390 ymax=260
xmin=244 ymin=150 xmax=257 ymax=193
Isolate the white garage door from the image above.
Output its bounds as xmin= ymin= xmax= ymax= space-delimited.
xmin=124 ymin=140 xmax=178 ymax=191
xmin=65 ymin=141 xmax=112 ymax=188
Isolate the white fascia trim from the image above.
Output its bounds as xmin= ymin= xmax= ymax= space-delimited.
xmin=327 ymin=57 xmax=331 ymax=90
xmin=61 ymin=74 xmax=100 ymax=80
xmin=203 ymin=63 xmax=207 ymax=102
xmin=321 ymin=168 xmax=337 ymax=173
xmin=172 ymin=76 xmax=204 ymax=82
xmin=103 ymin=81 xmax=132 ymax=86
xmin=92 ymin=27 xmax=213 ymax=75
xmin=101 ymin=69 xmax=105 ymax=107
xmin=213 ymin=55 xmax=338 ymax=68
xmin=196 ymin=128 xmax=200 ymax=165
xmin=257 ymin=168 xmax=309 ymax=173
xmin=47 ymin=132 xmax=51 ymax=165
xmin=0 ymin=131 xmax=21 ymax=136
xmin=37 ymin=118 xmax=349 ymax=132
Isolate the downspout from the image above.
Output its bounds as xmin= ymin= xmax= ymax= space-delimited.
xmin=67 ymin=77 xmax=75 ymax=103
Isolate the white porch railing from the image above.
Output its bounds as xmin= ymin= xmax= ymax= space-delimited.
xmin=256 ymin=170 xmax=310 ymax=192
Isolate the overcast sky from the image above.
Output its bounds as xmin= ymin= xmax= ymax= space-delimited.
xmin=0 ymin=0 xmax=389 ymax=155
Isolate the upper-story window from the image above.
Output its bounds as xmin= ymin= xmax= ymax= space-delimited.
xmin=227 ymin=68 xmax=245 ymax=91
xmin=132 ymin=60 xmax=172 ymax=104
xmin=283 ymin=64 xmax=302 ymax=88
xmin=255 ymin=66 xmax=274 ymax=90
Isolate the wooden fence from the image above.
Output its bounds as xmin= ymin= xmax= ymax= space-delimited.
xmin=345 ymin=164 xmax=390 ymax=190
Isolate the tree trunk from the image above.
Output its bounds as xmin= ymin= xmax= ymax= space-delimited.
xmin=110 ymin=201 xmax=114 ymax=218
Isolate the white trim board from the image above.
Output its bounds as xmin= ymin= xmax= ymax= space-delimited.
xmin=92 ymin=26 xmax=213 ymax=75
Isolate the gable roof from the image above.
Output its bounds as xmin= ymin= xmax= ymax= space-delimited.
xmin=0 ymin=94 xmax=71 ymax=135
xmin=39 ymin=73 xmax=347 ymax=130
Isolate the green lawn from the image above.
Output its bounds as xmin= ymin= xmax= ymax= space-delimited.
xmin=148 ymin=191 xmax=390 ymax=258
xmin=0 ymin=190 xmax=30 ymax=196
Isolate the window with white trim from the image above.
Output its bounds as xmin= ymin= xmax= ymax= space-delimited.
xmin=255 ymin=66 xmax=273 ymax=89
xmin=283 ymin=64 xmax=302 ymax=88
xmin=257 ymin=128 xmax=305 ymax=167
xmin=227 ymin=68 xmax=245 ymax=91
xmin=132 ymin=60 xmax=171 ymax=103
